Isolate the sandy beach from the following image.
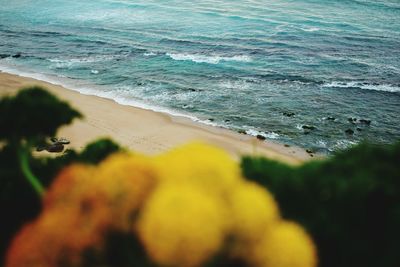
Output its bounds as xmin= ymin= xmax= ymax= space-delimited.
xmin=0 ymin=71 xmax=311 ymax=164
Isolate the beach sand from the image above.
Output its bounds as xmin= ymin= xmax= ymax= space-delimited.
xmin=0 ymin=71 xmax=312 ymax=164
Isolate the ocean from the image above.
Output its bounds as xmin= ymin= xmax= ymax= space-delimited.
xmin=1 ymin=0 xmax=399 ymax=153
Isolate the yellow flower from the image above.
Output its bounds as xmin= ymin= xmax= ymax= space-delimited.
xmin=8 ymin=142 xmax=317 ymax=267
xmin=155 ymin=142 xmax=241 ymax=196
xmin=250 ymin=221 xmax=318 ymax=267
xmin=95 ymin=152 xmax=158 ymax=230
xmin=137 ymin=183 xmax=228 ymax=267
xmin=229 ymin=181 xmax=280 ymax=243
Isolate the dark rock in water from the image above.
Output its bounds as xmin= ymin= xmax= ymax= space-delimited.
xmin=12 ymin=53 xmax=21 ymax=58
xmin=306 ymin=149 xmax=313 ymax=154
xmin=356 ymin=127 xmax=362 ymax=132
xmin=238 ymin=129 xmax=247 ymax=135
xmin=326 ymin=117 xmax=336 ymax=121
xmin=283 ymin=112 xmax=295 ymax=117
xmin=0 ymin=54 xmax=9 ymax=59
xmin=208 ymin=118 xmax=214 ymax=122
xmin=224 ymin=119 xmax=231 ymax=123
xmin=359 ymin=119 xmax=371 ymax=125
xmin=345 ymin=129 xmax=354 ymax=135
xmin=46 ymin=143 xmax=64 ymax=153
xmin=256 ymin=135 xmax=266 ymax=141
xmin=284 ymin=144 xmax=290 ymax=147
xmin=302 ymin=125 xmax=316 ymax=131
xmin=348 ymin=117 xmax=357 ymax=124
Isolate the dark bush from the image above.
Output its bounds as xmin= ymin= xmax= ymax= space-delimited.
xmin=0 ymin=86 xmax=81 ymax=142
xmin=241 ymin=142 xmax=400 ymax=267
xmin=0 ymin=87 xmax=121 ymax=264
xmin=78 ymin=138 xmax=122 ymax=164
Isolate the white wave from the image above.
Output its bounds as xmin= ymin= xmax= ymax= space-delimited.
xmin=143 ymin=52 xmax=156 ymax=56
xmin=0 ymin=63 xmax=79 ymax=90
xmin=218 ymin=80 xmax=251 ymax=90
xmin=0 ymin=62 xmax=225 ymax=130
xmin=166 ymin=53 xmax=252 ymax=64
xmin=47 ymin=55 xmax=118 ymax=68
xmin=330 ymin=140 xmax=358 ymax=151
xmin=317 ymin=140 xmax=328 ymax=148
xmin=301 ymin=27 xmax=320 ymax=32
xmin=322 ymin=81 xmax=400 ymax=93
xmin=244 ymin=128 xmax=280 ymax=140
xmin=264 ymin=131 xmax=280 ymax=139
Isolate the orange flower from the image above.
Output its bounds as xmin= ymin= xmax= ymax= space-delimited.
xmin=7 ymin=143 xmax=318 ymax=267
xmin=6 ymin=199 xmax=111 ymax=267
xmin=44 ymin=153 xmax=157 ymax=232
xmin=43 ymin=164 xmax=97 ymax=209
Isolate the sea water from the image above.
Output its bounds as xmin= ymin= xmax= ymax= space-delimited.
xmin=1 ymin=0 xmax=399 ymax=153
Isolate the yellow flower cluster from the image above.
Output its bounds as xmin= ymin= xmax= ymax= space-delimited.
xmin=6 ymin=142 xmax=317 ymax=267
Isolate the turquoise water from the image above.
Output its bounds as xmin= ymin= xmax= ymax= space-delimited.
xmin=1 ymin=0 xmax=399 ymax=153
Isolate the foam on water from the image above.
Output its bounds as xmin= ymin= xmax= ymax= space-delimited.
xmin=143 ymin=52 xmax=156 ymax=56
xmin=323 ymin=81 xmax=400 ymax=93
xmin=243 ymin=128 xmax=281 ymax=140
xmin=166 ymin=53 xmax=252 ymax=64
xmin=0 ymin=61 xmax=226 ymax=129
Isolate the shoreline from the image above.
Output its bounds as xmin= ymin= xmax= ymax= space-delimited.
xmin=0 ymin=71 xmax=313 ymax=165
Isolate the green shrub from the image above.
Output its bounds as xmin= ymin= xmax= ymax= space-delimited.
xmin=0 ymin=87 xmax=121 ymax=264
xmin=242 ymin=142 xmax=400 ymax=267
xmin=0 ymin=86 xmax=82 ymax=141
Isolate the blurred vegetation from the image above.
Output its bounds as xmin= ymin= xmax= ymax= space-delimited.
xmin=0 ymin=139 xmax=121 ymax=263
xmin=0 ymin=86 xmax=82 ymax=141
xmin=5 ymin=142 xmax=316 ymax=267
xmin=242 ymin=142 xmax=400 ymax=267
xmin=0 ymin=87 xmax=120 ymax=263
xmin=1 ymin=86 xmax=400 ymax=267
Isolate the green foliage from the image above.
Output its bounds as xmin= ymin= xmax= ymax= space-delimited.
xmin=32 ymin=138 xmax=121 ymax=186
xmin=2 ymin=86 xmax=399 ymax=267
xmin=0 ymin=87 xmax=120 ymax=264
xmin=241 ymin=142 xmax=400 ymax=267
xmin=0 ymin=86 xmax=82 ymax=196
xmin=78 ymin=138 xmax=122 ymax=164
xmin=0 ymin=138 xmax=121 ymax=264
xmin=0 ymin=144 xmax=43 ymax=263
xmin=0 ymin=86 xmax=82 ymax=142
xmin=99 ymin=232 xmax=154 ymax=267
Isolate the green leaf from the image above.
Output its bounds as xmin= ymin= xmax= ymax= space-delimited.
xmin=241 ymin=141 xmax=400 ymax=267
xmin=0 ymin=86 xmax=82 ymax=142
